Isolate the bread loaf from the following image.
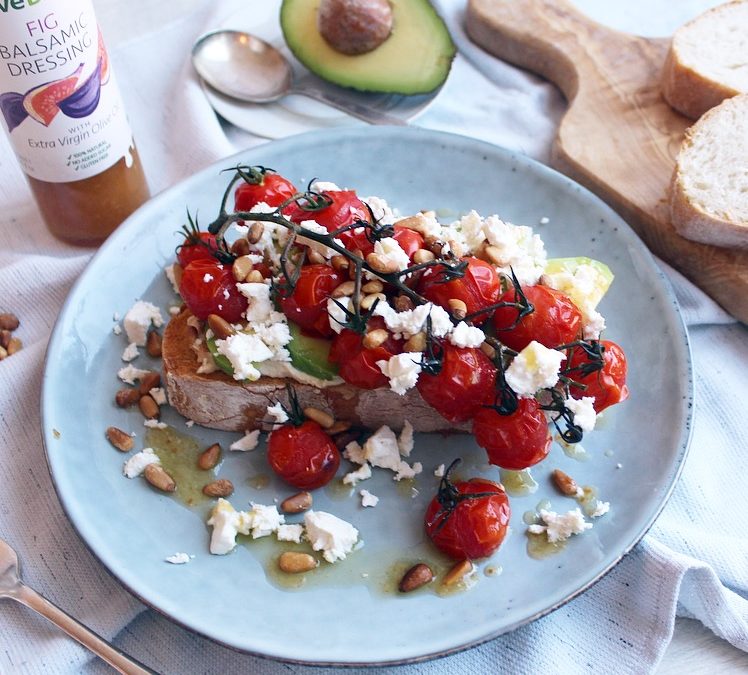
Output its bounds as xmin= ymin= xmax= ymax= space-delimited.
xmin=669 ymin=94 xmax=748 ymax=250
xmin=162 ymin=308 xmax=469 ymax=434
xmin=662 ymin=1 xmax=748 ymax=119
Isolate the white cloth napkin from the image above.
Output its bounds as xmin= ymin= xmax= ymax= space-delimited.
xmin=0 ymin=1 xmax=746 ymax=673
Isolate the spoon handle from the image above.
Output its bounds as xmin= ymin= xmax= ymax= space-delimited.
xmin=293 ymin=87 xmax=409 ymax=126
xmin=11 ymin=582 xmax=154 ymax=674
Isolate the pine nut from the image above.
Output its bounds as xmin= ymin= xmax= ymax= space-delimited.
xmin=413 ymin=248 xmax=435 ymax=264
xmin=448 ymin=298 xmax=468 ymax=319
xmin=361 ymin=280 xmax=384 ymax=294
xmin=327 ymin=420 xmax=352 ymax=435
xmin=202 ymin=479 xmax=234 ymax=497
xmin=6 ymin=337 xmax=22 ymax=355
xmin=0 ymin=330 xmax=11 ymax=349
xmin=399 ymin=563 xmax=434 ymax=592
xmin=331 ymin=255 xmax=349 ymax=273
xmin=366 ymin=252 xmax=399 ymax=274
xmin=442 ymin=560 xmax=474 ymax=587
xmin=146 ymin=331 xmax=162 ymax=358
xmin=404 ymin=332 xmax=427 ymax=352
xmin=115 ymin=388 xmax=140 ymax=408
xmin=139 ymin=394 xmax=160 ymax=420
xmin=303 ymin=406 xmax=335 ymax=429
xmin=480 ymin=341 xmax=496 ymax=360
xmin=447 ymin=238 xmax=465 ymax=257
xmin=363 ymin=328 xmax=388 ymax=350
xmin=394 ymin=215 xmax=424 ymax=232
xmin=144 ymin=464 xmax=176 ymax=492
xmin=278 ymin=551 xmax=318 ymax=574
xmin=0 ymin=313 xmax=19 ymax=331
xmin=394 ymin=295 xmax=415 ymax=312
xmin=332 ymin=280 xmax=356 ymax=298
xmin=138 ymin=372 xmax=161 ymax=396
xmin=105 ymin=426 xmax=133 ymax=452
xmin=307 ymin=249 xmax=326 ymax=265
xmin=280 ymin=491 xmax=313 ymax=514
xmin=232 ymin=255 xmax=254 ymax=282
xmin=230 ymin=237 xmax=250 ymax=256
xmin=248 ymin=222 xmax=264 ymax=244
xmin=552 ymin=469 xmax=580 ymax=497
xmin=197 ymin=443 xmax=221 ymax=470
xmin=207 ymin=314 xmax=235 ymax=340
xmin=360 ymin=293 xmax=385 ymax=311
xmin=0 ymin=346 xmax=7 ymax=360
xmin=246 ymin=270 xmax=264 ymax=283
xmin=172 ymin=263 xmax=183 ymax=288
xmin=483 ymin=245 xmax=504 ymax=266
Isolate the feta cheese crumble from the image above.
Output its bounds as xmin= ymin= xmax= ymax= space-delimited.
xmin=343 ymin=440 xmax=367 ymax=465
xmin=143 ymin=420 xmax=168 ymax=429
xmin=398 ymin=420 xmax=414 ymax=457
xmin=164 ymin=264 xmax=180 ymax=294
xmin=215 ymin=332 xmax=274 ymax=381
xmin=265 ymin=402 xmax=289 ymax=427
xmin=206 ymin=499 xmax=286 ymax=555
xmin=121 ymin=342 xmax=139 ymax=362
xmin=376 ymin=352 xmax=422 ymax=395
xmin=505 ymin=341 xmax=566 ymax=397
xmin=434 ymin=464 xmax=446 ymax=478
xmin=527 ymin=508 xmax=592 ymax=543
xmin=123 ymin=301 xmax=163 ymax=347
xmin=123 ymin=448 xmax=160 ymax=478
xmin=117 ymin=365 xmax=150 ymax=385
xmin=165 ymin=552 xmax=192 ymax=565
xmin=360 ymin=489 xmax=379 ymax=507
xmin=203 ymin=273 xmax=214 ymax=283
xmin=343 ymin=463 xmax=372 ymax=486
xmin=565 ymin=396 xmax=597 ymax=433
xmin=363 ymin=426 xmax=402 ymax=471
xmin=368 ymin=237 xmax=410 ymax=275
xmin=304 ymin=511 xmax=359 ymax=563
xmin=230 ymin=429 xmax=260 ymax=452
xmin=149 ymin=388 xmax=167 ymax=406
xmin=276 ymin=524 xmax=304 ymax=543
xmin=448 ymin=322 xmax=485 ymax=348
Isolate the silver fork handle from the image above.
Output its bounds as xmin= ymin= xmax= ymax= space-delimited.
xmin=8 ymin=582 xmax=154 ymax=674
xmin=290 ymin=86 xmax=409 ymax=126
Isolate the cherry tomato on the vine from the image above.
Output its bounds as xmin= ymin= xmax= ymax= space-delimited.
xmin=493 ymin=285 xmax=582 ymax=352
xmin=234 ymin=171 xmax=297 ymax=211
xmin=179 ymin=259 xmax=247 ymax=323
xmin=286 ymin=190 xmax=370 ymax=234
xmin=177 ymin=231 xmax=222 ymax=268
xmin=472 ymin=397 xmax=552 ymax=470
xmin=279 ymin=264 xmax=343 ymax=338
xmin=337 ymin=224 xmax=425 ymax=260
xmin=425 ymin=476 xmax=510 ymax=560
xmin=267 ymin=420 xmax=340 ymax=490
xmin=416 ymin=343 xmax=497 ymax=424
xmin=418 ymin=257 xmax=500 ymax=324
xmin=566 ymin=340 xmax=629 ymax=413
xmin=329 ymin=317 xmax=403 ymax=389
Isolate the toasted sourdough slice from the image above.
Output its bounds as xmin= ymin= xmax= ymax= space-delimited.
xmin=662 ymin=1 xmax=748 ymax=119
xmin=163 ymin=309 xmax=470 ymax=434
xmin=669 ymin=94 xmax=748 ymax=250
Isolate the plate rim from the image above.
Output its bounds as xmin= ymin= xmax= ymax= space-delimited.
xmin=40 ymin=126 xmax=694 ymax=666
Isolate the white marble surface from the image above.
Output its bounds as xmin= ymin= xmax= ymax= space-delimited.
xmin=86 ymin=1 xmax=746 ymax=673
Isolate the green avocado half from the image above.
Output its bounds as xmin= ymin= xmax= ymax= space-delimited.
xmin=280 ymin=0 xmax=456 ymax=95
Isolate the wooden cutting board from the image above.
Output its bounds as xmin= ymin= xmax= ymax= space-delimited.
xmin=466 ymin=0 xmax=748 ymax=323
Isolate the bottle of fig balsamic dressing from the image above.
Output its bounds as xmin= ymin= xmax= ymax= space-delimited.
xmin=0 ymin=0 xmax=149 ymax=245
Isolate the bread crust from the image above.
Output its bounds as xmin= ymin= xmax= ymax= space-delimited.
xmin=163 ymin=309 xmax=470 ymax=433
xmin=669 ymin=95 xmax=748 ymax=250
xmin=661 ymin=1 xmax=746 ymax=120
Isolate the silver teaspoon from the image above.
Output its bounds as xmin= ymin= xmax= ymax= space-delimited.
xmin=0 ymin=536 xmax=153 ymax=674
xmin=191 ymin=30 xmax=407 ymax=126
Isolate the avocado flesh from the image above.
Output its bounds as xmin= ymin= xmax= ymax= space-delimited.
xmin=544 ymin=257 xmax=614 ymax=310
xmin=287 ymin=322 xmax=339 ymax=380
xmin=280 ymin=0 xmax=456 ymax=94
xmin=206 ymin=336 xmax=235 ymax=376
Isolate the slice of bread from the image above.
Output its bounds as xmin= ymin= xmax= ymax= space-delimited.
xmin=662 ymin=1 xmax=748 ymax=120
xmin=162 ymin=308 xmax=469 ymax=434
xmin=669 ymin=94 xmax=748 ymax=249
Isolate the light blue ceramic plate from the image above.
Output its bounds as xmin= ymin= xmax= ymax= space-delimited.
xmin=42 ymin=128 xmax=692 ymax=666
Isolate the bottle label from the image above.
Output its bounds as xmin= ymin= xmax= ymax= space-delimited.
xmin=0 ymin=0 xmax=135 ymax=182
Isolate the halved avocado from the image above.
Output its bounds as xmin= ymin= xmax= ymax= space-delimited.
xmin=280 ymin=0 xmax=456 ymax=94
xmin=287 ymin=321 xmax=339 ymax=380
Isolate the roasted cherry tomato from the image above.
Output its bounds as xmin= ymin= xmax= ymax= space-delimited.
xmin=472 ymin=398 xmax=552 ymax=470
xmin=279 ymin=264 xmax=343 ymax=338
xmin=176 ymin=231 xmax=221 ymax=268
xmin=329 ymin=317 xmax=403 ymax=389
xmin=418 ymin=257 xmax=500 ymax=324
xmin=425 ymin=470 xmax=510 ymax=560
xmin=179 ymin=259 xmax=247 ymax=323
xmin=338 ymin=224 xmax=425 ymax=260
xmin=416 ymin=343 xmax=497 ymax=424
xmin=286 ymin=189 xmax=371 ymax=234
xmin=566 ymin=340 xmax=629 ymax=413
xmin=234 ymin=169 xmax=297 ymax=211
xmin=267 ymin=419 xmax=340 ymax=490
xmin=493 ymin=285 xmax=583 ymax=351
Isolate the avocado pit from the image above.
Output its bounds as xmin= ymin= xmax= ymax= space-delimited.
xmin=318 ymin=0 xmax=393 ymax=56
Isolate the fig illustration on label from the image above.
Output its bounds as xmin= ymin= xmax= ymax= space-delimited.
xmin=0 ymin=28 xmax=109 ymax=132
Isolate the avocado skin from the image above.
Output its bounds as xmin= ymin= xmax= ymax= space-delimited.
xmin=280 ymin=0 xmax=456 ymax=95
